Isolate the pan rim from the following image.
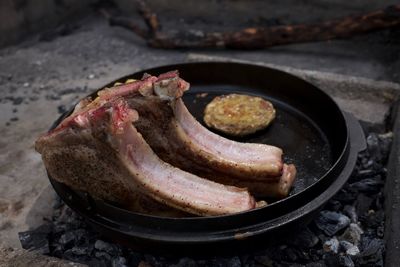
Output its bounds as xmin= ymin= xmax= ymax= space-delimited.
xmin=48 ymin=61 xmax=350 ymax=222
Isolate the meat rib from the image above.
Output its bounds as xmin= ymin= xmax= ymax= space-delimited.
xmin=172 ymin=98 xmax=283 ymax=179
xmin=81 ymin=71 xmax=284 ymax=181
xmin=67 ymin=71 xmax=295 ymax=197
xmin=209 ymin=164 xmax=297 ymax=198
xmin=135 ymin=84 xmax=283 ymax=184
xmin=36 ymin=100 xmax=256 ymax=216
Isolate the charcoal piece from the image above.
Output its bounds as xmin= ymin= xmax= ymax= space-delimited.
xmin=63 ymin=248 xmax=90 ymax=264
xmin=53 ymin=221 xmax=68 ymax=234
xmin=52 ymin=195 xmax=63 ymax=209
xmin=264 ymin=246 xmax=286 ymax=262
xmin=288 ymin=227 xmax=319 ymax=248
xmin=361 ymin=209 xmax=384 ymax=228
xmin=323 ymin=253 xmax=339 ymax=267
xmin=225 ymin=257 xmax=242 ymax=267
xmin=87 ymin=259 xmax=108 ymax=267
xmin=342 ymin=205 xmax=357 ymax=223
xmin=66 ymin=213 xmax=84 ymax=229
xmin=317 ymin=234 xmax=330 ymax=244
xmin=362 ymin=228 xmax=378 ymax=241
xmin=308 ymin=249 xmax=323 ymax=262
xmin=62 ymin=249 xmax=75 ymax=260
xmin=354 ymin=169 xmax=376 ymax=179
xmin=127 ymin=252 xmax=143 ymax=266
xmin=340 ymin=256 xmax=355 ymax=267
xmin=253 ymin=254 xmax=273 ymax=266
xmin=359 ymin=121 xmax=385 ymax=136
xmin=372 ymin=192 xmax=384 ymax=210
xmin=339 ymin=223 xmax=363 ymax=245
xmin=73 ymin=228 xmax=90 ymax=245
xmin=325 ymin=200 xmax=342 ymax=211
xmin=366 ymin=134 xmax=380 ymax=159
xmin=283 ymin=247 xmax=300 ymax=262
xmin=371 ymin=211 xmax=384 ymax=228
xmin=332 ymin=189 xmax=356 ymax=204
xmin=18 ymin=224 xmax=51 ymax=254
xmin=324 ymin=254 xmax=354 ymax=267
xmin=194 ymin=259 xmax=207 ymax=266
xmin=144 ymin=254 xmax=165 ymax=267
xmin=208 ymin=257 xmax=242 ymax=267
xmin=364 ymin=132 xmax=393 ymax=165
xmin=239 ymin=254 xmax=255 ymax=267
xmin=71 ymin=245 xmax=93 ymax=256
xmin=356 ymin=238 xmax=384 ymax=267
xmin=111 ymin=256 xmax=128 ymax=267
xmin=95 ymin=251 xmax=112 ymax=261
xmin=349 ymin=177 xmax=383 ymax=194
xmin=339 ymin=240 xmax=360 ymax=256
xmin=355 ymin=194 xmax=373 ymax=216
xmin=170 ymin=257 xmax=197 ymax=267
xmin=305 ymin=262 xmax=326 ymax=267
xmin=376 ymin=225 xmax=384 ymax=238
xmin=52 ymin=244 xmax=64 ymax=258
xmin=323 ymin=237 xmax=339 ymax=253
xmin=94 ymin=240 xmax=118 ymax=255
xmin=59 ymin=231 xmax=76 ymax=248
xmin=377 ymin=132 xmax=393 ymax=163
xmin=314 ymin=211 xmax=350 ymax=236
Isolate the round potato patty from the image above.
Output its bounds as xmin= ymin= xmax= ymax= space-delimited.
xmin=204 ymin=94 xmax=276 ymax=136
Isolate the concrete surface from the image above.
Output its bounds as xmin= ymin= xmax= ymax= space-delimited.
xmin=0 ymin=11 xmax=399 ymax=254
xmin=0 ymin=246 xmax=86 ymax=267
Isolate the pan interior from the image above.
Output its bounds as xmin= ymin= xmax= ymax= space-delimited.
xmin=183 ymin=84 xmax=332 ymax=197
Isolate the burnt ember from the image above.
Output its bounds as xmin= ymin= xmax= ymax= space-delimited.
xmin=19 ymin=130 xmax=392 ymax=266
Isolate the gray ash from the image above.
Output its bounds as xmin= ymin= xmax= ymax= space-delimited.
xmin=19 ymin=131 xmax=392 ymax=267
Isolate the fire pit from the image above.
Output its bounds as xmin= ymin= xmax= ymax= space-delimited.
xmin=18 ymin=122 xmax=391 ymax=266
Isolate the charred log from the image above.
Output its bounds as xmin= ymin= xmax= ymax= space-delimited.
xmin=104 ymin=3 xmax=400 ymax=49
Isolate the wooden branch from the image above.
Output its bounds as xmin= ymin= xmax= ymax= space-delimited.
xmin=136 ymin=0 xmax=160 ymax=34
xmin=101 ymin=8 xmax=148 ymax=38
xmin=106 ymin=3 xmax=400 ymax=49
xmin=100 ymin=0 xmax=160 ymax=39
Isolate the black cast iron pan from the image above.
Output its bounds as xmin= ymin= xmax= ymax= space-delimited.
xmin=48 ymin=62 xmax=366 ymax=255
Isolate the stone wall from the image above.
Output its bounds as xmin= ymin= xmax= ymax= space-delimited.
xmin=0 ymin=0 xmax=93 ymax=48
